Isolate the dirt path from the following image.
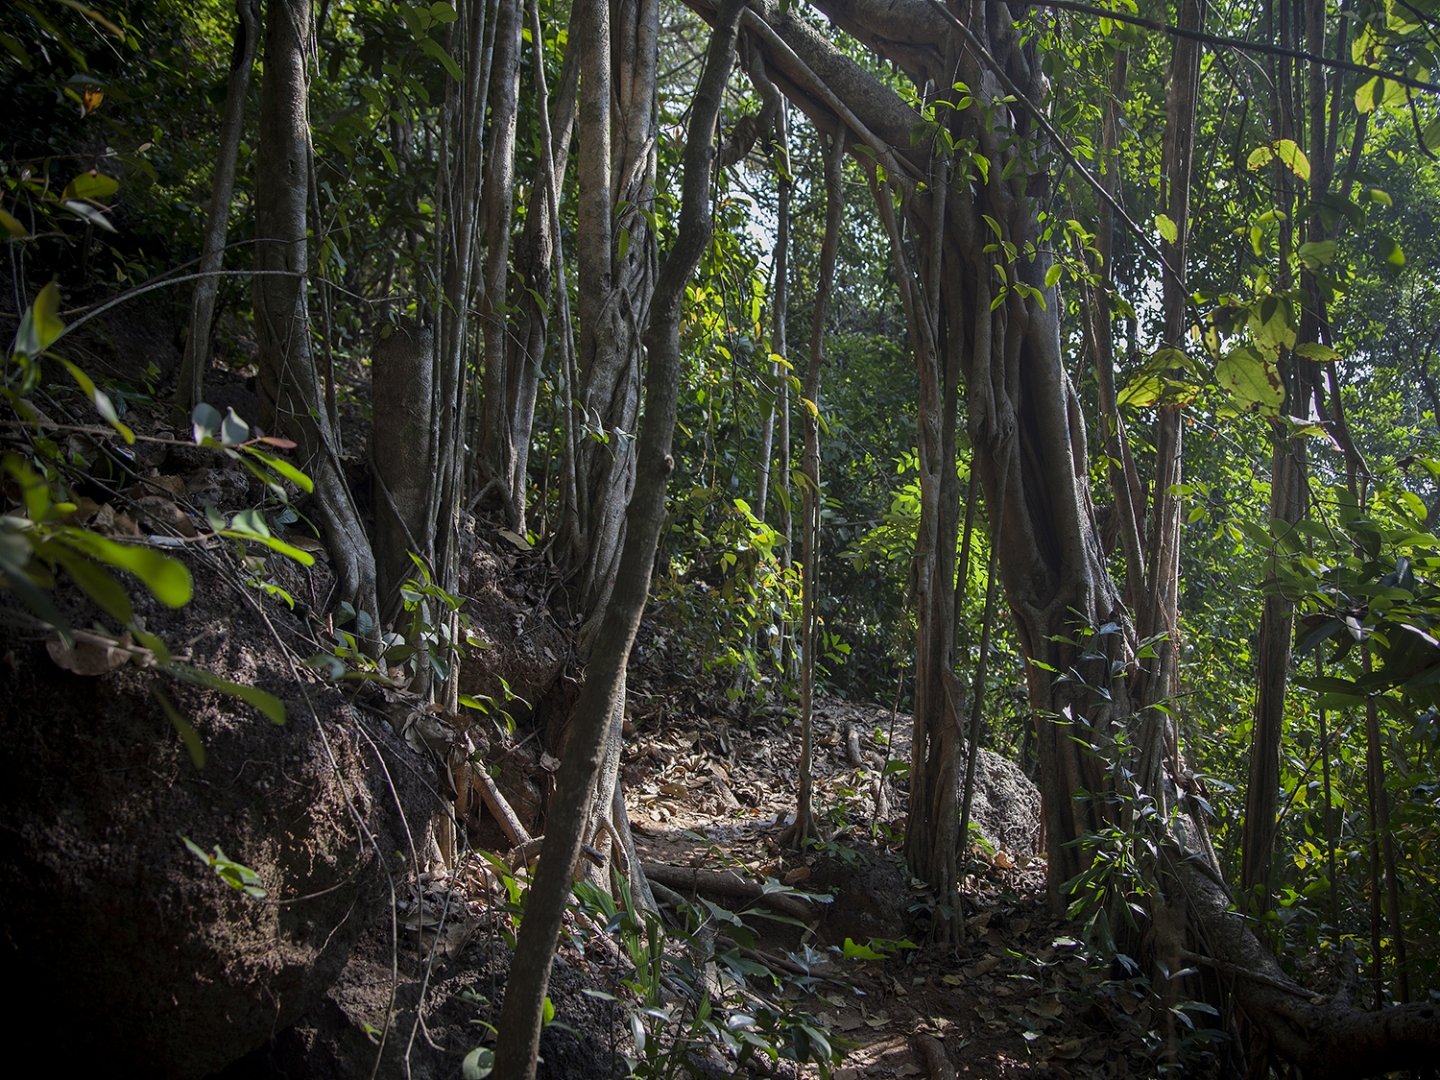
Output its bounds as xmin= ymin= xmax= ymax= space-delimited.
xmin=623 ymin=696 xmax=1167 ymax=1079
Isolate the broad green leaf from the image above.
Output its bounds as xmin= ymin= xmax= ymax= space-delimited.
xmin=61 ymin=199 xmax=116 ymax=231
xmin=1379 ymin=235 xmax=1405 ymax=268
xmin=13 ymin=281 xmax=64 ymax=357
xmin=461 ymin=1047 xmax=494 ymax=1080
xmin=1155 ymin=213 xmax=1178 ymax=244
xmin=1216 ymin=347 xmax=1283 ymax=413
xmin=1273 ymin=139 xmax=1310 ymax=181
xmin=1044 ymin=262 xmax=1062 ymax=289
xmin=220 ymin=529 xmax=316 ymax=567
xmin=0 ymin=207 xmax=28 ymax=238
xmin=419 ymin=35 xmax=462 ymax=81
xmin=58 ymin=528 xmax=193 ymax=607
xmin=842 ymin=937 xmax=889 ymax=960
xmin=192 ymin=402 xmax=222 ymax=444
xmin=1421 ymin=118 xmax=1440 ymax=154
xmin=53 ymin=548 xmax=133 ymax=624
xmin=1297 ymin=240 xmax=1336 ymax=269
xmin=1355 ymin=75 xmax=1382 ymax=113
xmin=1246 ymin=145 xmax=1273 ymax=171
xmin=61 ymin=171 xmax=119 ymax=202
xmin=1294 ymin=342 xmax=1342 ymax=362
xmin=132 ymin=627 xmax=173 ymax=664
xmin=221 ymin=408 xmax=250 ymax=446
xmin=3 ymin=452 xmax=51 ymax=521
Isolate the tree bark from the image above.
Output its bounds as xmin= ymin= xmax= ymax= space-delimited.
xmin=254 ymin=0 xmax=378 ymax=635
xmin=781 ymin=127 xmax=842 ymax=850
xmin=179 ymin=0 xmax=259 ymax=413
xmin=492 ymin=8 xmax=741 ymax=1075
xmin=475 ymin=0 xmax=525 ymax=521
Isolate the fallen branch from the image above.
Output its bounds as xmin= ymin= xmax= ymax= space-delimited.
xmin=473 ymin=767 xmax=532 ymax=848
xmin=641 ymin=862 xmax=819 ymax=922
xmin=912 ymin=1032 xmax=956 ymax=1080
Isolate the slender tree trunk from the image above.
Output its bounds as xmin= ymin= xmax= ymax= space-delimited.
xmin=562 ymin=0 xmax=659 ymax=622
xmin=503 ymin=3 xmax=578 ymax=532
xmin=493 ymin=9 xmax=741 ymax=1075
xmin=429 ymin=0 xmax=494 ymax=596
xmin=781 ymin=127 xmax=842 ymax=850
xmin=254 ymin=0 xmax=378 ymax=635
xmin=755 ymin=101 xmax=790 ymax=525
xmin=475 ymin=0 xmax=525 ymax=521
xmin=179 ymin=0 xmax=259 ymax=412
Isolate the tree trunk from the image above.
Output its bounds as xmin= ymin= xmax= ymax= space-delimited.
xmin=502 ymin=3 xmax=579 ymax=531
xmin=562 ymin=0 xmax=660 ymax=622
xmin=475 ymin=0 xmax=525 ymax=522
xmin=178 ymin=0 xmax=259 ymax=413
xmin=492 ymin=8 xmax=741 ymax=1075
xmin=781 ymin=127 xmax=842 ymax=850
xmin=254 ymin=0 xmax=378 ymax=634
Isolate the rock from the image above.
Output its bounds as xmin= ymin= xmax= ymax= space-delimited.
xmin=961 ymin=746 xmax=1042 ymax=856
xmin=0 ymin=557 xmax=438 ymax=1078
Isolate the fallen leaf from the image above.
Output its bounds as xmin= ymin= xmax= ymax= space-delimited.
xmin=47 ymin=632 xmax=130 ymax=675
xmin=1027 ymin=998 xmax=1064 ymax=1020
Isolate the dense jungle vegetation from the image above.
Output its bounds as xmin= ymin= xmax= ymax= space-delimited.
xmin=3 ymin=0 xmax=1440 ymax=1076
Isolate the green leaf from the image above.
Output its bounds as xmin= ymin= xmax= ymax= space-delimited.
xmin=419 ymin=35 xmax=462 ymax=81
xmin=61 ymin=170 xmax=119 ymax=202
xmin=1216 ymin=347 xmax=1283 ymax=413
xmin=542 ymin=996 xmax=556 ymax=1025
xmin=1297 ymin=240 xmax=1336 ymax=269
xmin=1118 ymin=373 xmax=1163 ymax=409
xmin=461 ymin=1047 xmax=494 ymax=1080
xmin=57 ymin=529 xmax=193 ymax=607
xmin=1155 ymin=213 xmax=1178 ymax=244
xmin=1044 ymin=262 xmax=1062 ymax=289
xmin=165 ymin=662 xmax=286 ymax=725
xmin=154 ymin=688 xmax=206 ymax=769
xmin=58 ymin=358 xmax=134 ymax=443
xmin=192 ymin=402 xmax=222 ymax=444
xmin=1273 ymin=139 xmax=1310 ymax=181
xmin=53 ymin=548 xmax=133 ymax=624
xmin=1379 ymin=235 xmax=1405 ymax=268
xmin=221 ymin=408 xmax=251 ymax=446
xmin=61 ymin=200 xmax=116 ymax=232
xmin=0 ymin=207 xmax=28 ymax=238
xmin=13 ymin=281 xmax=64 ymax=357
xmin=242 ymin=447 xmax=314 ymax=493
xmin=841 ymin=937 xmax=890 ymax=960
xmin=1294 ymin=342 xmax=1342 ymax=362
xmin=221 ymin=529 xmax=316 ymax=567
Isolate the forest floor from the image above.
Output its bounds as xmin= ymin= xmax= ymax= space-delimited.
xmin=282 ymin=694 xmax=1187 ymax=1079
